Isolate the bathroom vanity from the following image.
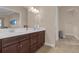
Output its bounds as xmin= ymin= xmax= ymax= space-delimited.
xmin=0 ymin=28 xmax=45 ymax=53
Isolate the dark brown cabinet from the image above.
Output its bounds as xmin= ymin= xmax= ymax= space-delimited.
xmin=0 ymin=31 xmax=45 ymax=53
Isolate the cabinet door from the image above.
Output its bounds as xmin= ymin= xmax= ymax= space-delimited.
xmin=2 ymin=43 xmax=19 ymax=53
xmin=19 ymin=39 xmax=30 ymax=53
xmin=30 ymin=33 xmax=38 ymax=52
xmin=30 ymin=37 xmax=38 ymax=45
xmin=38 ymin=31 xmax=45 ymax=44
xmin=0 ymin=40 xmax=2 ymax=53
xmin=0 ymin=47 xmax=1 ymax=53
xmin=37 ymin=31 xmax=45 ymax=49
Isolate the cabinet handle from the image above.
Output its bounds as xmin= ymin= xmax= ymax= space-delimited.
xmin=20 ymin=45 xmax=23 ymax=48
xmin=18 ymin=45 xmax=23 ymax=48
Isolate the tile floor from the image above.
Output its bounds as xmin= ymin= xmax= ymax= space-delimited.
xmin=36 ymin=36 xmax=79 ymax=53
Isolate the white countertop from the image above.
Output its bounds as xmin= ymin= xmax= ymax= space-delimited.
xmin=0 ymin=27 xmax=45 ymax=39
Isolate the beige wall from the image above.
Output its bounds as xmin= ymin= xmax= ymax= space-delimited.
xmin=59 ymin=6 xmax=79 ymax=38
xmin=28 ymin=6 xmax=58 ymax=47
xmin=4 ymin=13 xmax=19 ymax=28
xmin=28 ymin=6 xmax=40 ymax=28
xmin=3 ymin=6 xmax=28 ymax=27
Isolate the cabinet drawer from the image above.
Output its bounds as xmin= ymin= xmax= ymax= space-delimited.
xmin=2 ymin=43 xmax=19 ymax=53
xmin=2 ymin=37 xmax=18 ymax=48
xmin=30 ymin=32 xmax=38 ymax=37
xmin=18 ymin=34 xmax=29 ymax=42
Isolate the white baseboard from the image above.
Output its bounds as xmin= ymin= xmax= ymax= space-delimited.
xmin=45 ymin=42 xmax=55 ymax=48
xmin=65 ymin=33 xmax=79 ymax=40
xmin=74 ymin=35 xmax=79 ymax=40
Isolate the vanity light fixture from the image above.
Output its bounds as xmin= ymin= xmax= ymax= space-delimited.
xmin=28 ymin=7 xmax=39 ymax=14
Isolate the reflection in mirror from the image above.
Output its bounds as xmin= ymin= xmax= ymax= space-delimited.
xmin=10 ymin=18 xmax=16 ymax=25
xmin=0 ymin=7 xmax=20 ymax=29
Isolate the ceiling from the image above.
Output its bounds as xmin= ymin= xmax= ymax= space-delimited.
xmin=0 ymin=7 xmax=16 ymax=18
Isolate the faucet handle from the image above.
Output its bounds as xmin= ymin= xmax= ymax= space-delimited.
xmin=24 ymin=25 xmax=28 ymax=28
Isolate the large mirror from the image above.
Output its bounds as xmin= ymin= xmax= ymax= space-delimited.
xmin=0 ymin=7 xmax=20 ymax=28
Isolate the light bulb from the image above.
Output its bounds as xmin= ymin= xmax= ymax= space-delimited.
xmin=28 ymin=7 xmax=39 ymax=14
